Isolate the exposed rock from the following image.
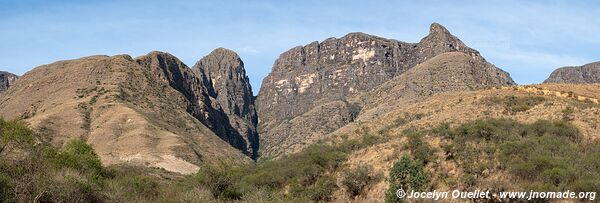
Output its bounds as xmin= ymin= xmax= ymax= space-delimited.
xmin=256 ymin=23 xmax=515 ymax=157
xmin=191 ymin=48 xmax=259 ymax=159
xmin=359 ymin=52 xmax=515 ymax=116
xmin=135 ymin=51 xmax=252 ymax=155
xmin=0 ymin=71 xmax=18 ymax=94
xmin=0 ymin=53 xmax=251 ymax=174
xmin=544 ymin=62 xmax=600 ymax=84
xmin=259 ymin=100 xmax=359 ymax=157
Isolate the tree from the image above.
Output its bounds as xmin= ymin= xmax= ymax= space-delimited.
xmin=385 ymin=155 xmax=428 ymax=203
xmin=0 ymin=119 xmax=34 ymax=156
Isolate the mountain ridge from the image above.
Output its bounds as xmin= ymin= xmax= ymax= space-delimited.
xmin=256 ymin=23 xmax=515 ymax=157
xmin=544 ymin=61 xmax=600 ymax=84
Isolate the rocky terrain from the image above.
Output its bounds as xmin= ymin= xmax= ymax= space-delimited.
xmin=544 ymin=61 xmax=600 ymax=84
xmin=256 ymin=23 xmax=515 ymax=157
xmin=1 ymin=22 xmax=599 ymax=203
xmin=0 ymin=50 xmax=258 ymax=174
xmin=191 ymin=48 xmax=259 ymax=159
xmin=0 ymin=71 xmax=18 ymax=94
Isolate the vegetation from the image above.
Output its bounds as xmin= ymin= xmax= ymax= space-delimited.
xmin=342 ymin=165 xmax=381 ymax=198
xmin=486 ymin=95 xmax=546 ymax=113
xmin=403 ymin=128 xmax=438 ymax=165
xmin=0 ymin=118 xmax=388 ymax=202
xmin=434 ymin=118 xmax=599 ymax=192
xmin=385 ymin=155 xmax=429 ymax=203
xmin=3 ymin=114 xmax=597 ymax=202
xmin=378 ymin=112 xmax=425 ymax=135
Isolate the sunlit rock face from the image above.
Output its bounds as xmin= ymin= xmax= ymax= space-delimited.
xmin=256 ymin=23 xmax=515 ymax=157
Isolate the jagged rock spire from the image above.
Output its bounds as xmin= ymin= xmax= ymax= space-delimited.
xmin=192 ymin=48 xmax=259 ymax=159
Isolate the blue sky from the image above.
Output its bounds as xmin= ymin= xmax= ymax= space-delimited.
xmin=1 ymin=0 xmax=599 ymax=93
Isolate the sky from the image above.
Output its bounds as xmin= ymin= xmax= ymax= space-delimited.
xmin=1 ymin=0 xmax=599 ymax=94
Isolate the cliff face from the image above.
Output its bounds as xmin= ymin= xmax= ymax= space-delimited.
xmin=256 ymin=23 xmax=515 ymax=157
xmin=0 ymin=71 xmax=18 ymax=94
xmin=0 ymin=54 xmax=251 ymax=174
xmin=544 ymin=62 xmax=600 ymax=84
xmin=135 ymin=51 xmax=254 ymax=157
xmin=191 ymin=48 xmax=259 ymax=159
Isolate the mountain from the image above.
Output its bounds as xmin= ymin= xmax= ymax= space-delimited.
xmin=0 ymin=51 xmax=256 ymax=174
xmin=544 ymin=61 xmax=600 ymax=84
xmin=256 ymin=23 xmax=515 ymax=157
xmin=191 ymin=48 xmax=259 ymax=159
xmin=0 ymin=71 xmax=18 ymax=94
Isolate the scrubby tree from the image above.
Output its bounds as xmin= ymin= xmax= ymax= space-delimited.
xmin=385 ymin=155 xmax=428 ymax=203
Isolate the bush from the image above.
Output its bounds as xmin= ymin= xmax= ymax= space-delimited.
xmin=51 ymin=139 xmax=105 ymax=176
xmin=195 ymin=162 xmax=246 ymax=200
xmin=486 ymin=95 xmax=545 ymax=114
xmin=404 ymin=131 xmax=437 ymax=165
xmin=385 ymin=155 xmax=428 ymax=203
xmin=305 ymin=175 xmax=337 ymax=201
xmin=438 ymin=118 xmax=597 ymax=193
xmin=342 ymin=165 xmax=381 ymax=198
xmin=0 ymin=119 xmax=34 ymax=155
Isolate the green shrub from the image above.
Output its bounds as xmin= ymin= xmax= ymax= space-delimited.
xmin=0 ymin=119 xmax=35 ymax=155
xmin=405 ymin=132 xmax=437 ymax=165
xmin=303 ymin=175 xmax=337 ymax=201
xmin=438 ymin=118 xmax=597 ymax=192
xmin=342 ymin=165 xmax=381 ymax=198
xmin=52 ymin=139 xmax=104 ymax=176
xmin=385 ymin=155 xmax=428 ymax=203
xmin=195 ymin=162 xmax=246 ymax=200
xmin=486 ymin=95 xmax=545 ymax=113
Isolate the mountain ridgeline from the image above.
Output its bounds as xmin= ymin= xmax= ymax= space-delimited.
xmin=544 ymin=61 xmax=600 ymax=84
xmin=255 ymin=23 xmax=515 ymax=157
xmin=1 ymin=23 xmax=520 ymax=173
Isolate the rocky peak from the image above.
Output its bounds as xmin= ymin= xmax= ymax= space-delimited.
xmin=418 ymin=23 xmax=479 ymax=59
xmin=0 ymin=71 xmax=18 ymax=94
xmin=256 ymin=23 xmax=515 ymax=157
xmin=135 ymin=51 xmax=253 ymax=158
xmin=544 ymin=61 xmax=600 ymax=84
xmin=192 ymin=48 xmax=259 ymax=159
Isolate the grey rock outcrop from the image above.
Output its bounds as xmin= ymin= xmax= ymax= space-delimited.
xmin=192 ymin=48 xmax=259 ymax=159
xmin=256 ymin=23 xmax=515 ymax=157
xmin=0 ymin=71 xmax=18 ymax=93
xmin=544 ymin=62 xmax=600 ymax=84
xmin=135 ymin=51 xmax=253 ymax=157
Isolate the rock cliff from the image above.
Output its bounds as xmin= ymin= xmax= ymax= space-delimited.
xmin=191 ymin=48 xmax=259 ymax=159
xmin=0 ymin=71 xmax=18 ymax=94
xmin=544 ymin=62 xmax=600 ymax=84
xmin=256 ymin=23 xmax=515 ymax=157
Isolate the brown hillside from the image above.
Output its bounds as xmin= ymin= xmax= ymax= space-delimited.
xmin=325 ymin=84 xmax=600 ymax=202
xmin=0 ymin=54 xmax=250 ymax=174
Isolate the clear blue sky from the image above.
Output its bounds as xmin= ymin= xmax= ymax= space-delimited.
xmin=1 ymin=0 xmax=598 ymax=93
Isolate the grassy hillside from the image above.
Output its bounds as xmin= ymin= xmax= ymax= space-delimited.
xmin=2 ymin=84 xmax=599 ymax=202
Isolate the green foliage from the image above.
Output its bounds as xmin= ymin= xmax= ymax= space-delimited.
xmin=0 ymin=119 xmax=34 ymax=155
xmin=342 ymin=165 xmax=381 ymax=198
xmin=385 ymin=155 xmax=429 ymax=203
xmin=437 ymin=118 xmax=598 ymax=192
xmin=404 ymin=129 xmax=437 ymax=165
xmin=52 ymin=139 xmax=104 ymax=176
xmin=290 ymin=175 xmax=337 ymax=201
xmin=195 ymin=162 xmax=246 ymax=200
xmin=487 ymin=95 xmax=545 ymax=113
xmin=243 ymin=143 xmax=346 ymax=189
xmin=0 ymin=119 xmax=109 ymax=202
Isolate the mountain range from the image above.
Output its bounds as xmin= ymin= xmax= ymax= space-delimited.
xmin=1 ymin=23 xmax=599 ymax=202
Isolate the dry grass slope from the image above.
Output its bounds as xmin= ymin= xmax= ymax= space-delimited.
xmin=0 ymin=54 xmax=249 ymax=174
